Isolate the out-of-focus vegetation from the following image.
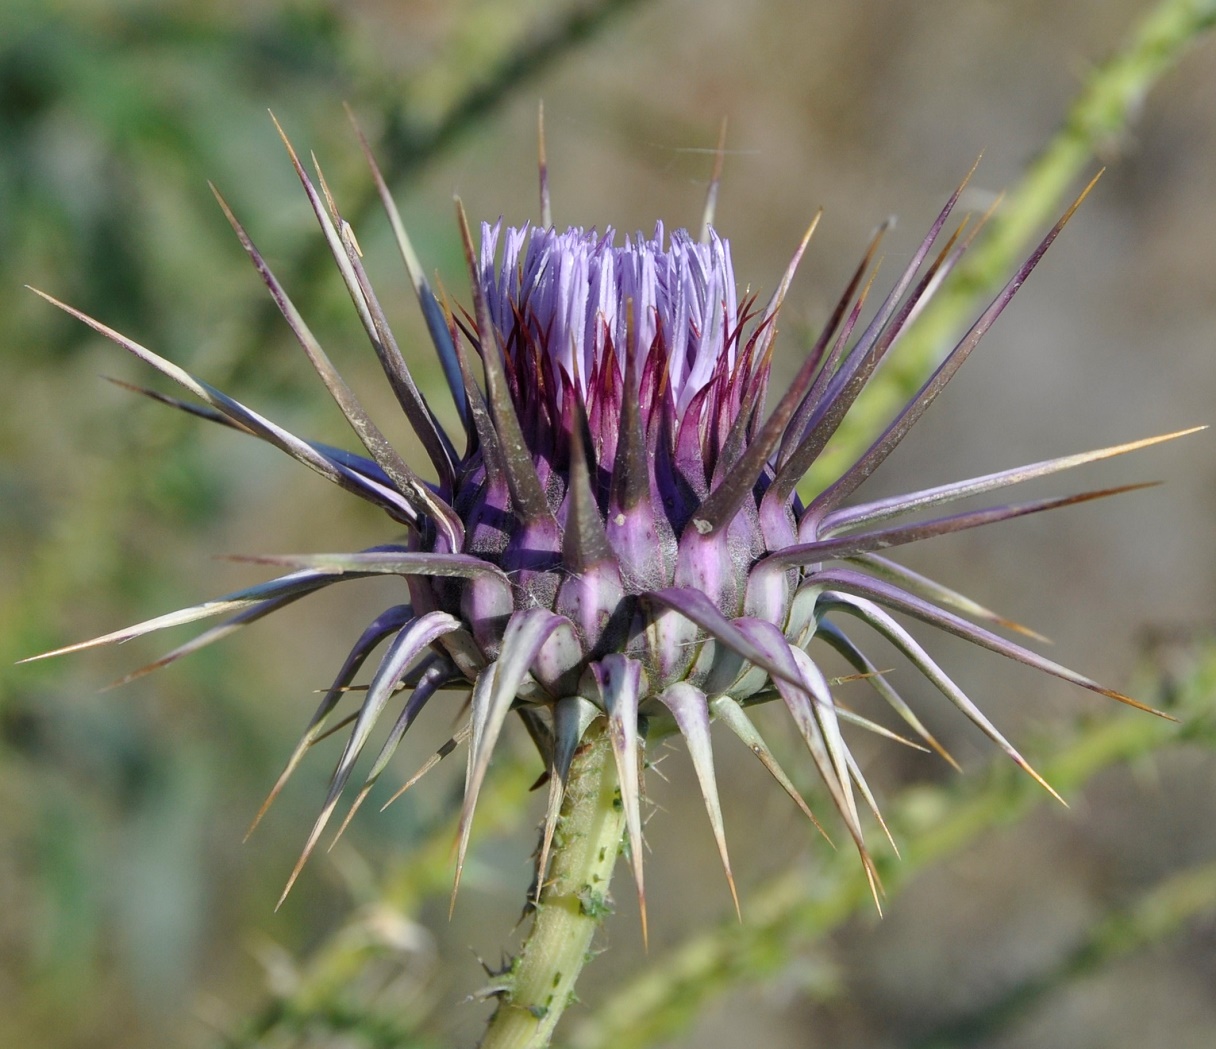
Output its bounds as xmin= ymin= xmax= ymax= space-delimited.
xmin=3 ymin=1 xmax=1215 ymax=1047
xmin=2 ymin=3 xmax=643 ymax=1045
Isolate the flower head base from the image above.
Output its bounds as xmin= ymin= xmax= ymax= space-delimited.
xmin=27 ymin=117 xmax=1195 ymax=925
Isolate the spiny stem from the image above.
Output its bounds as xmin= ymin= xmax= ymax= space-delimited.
xmin=480 ymin=719 xmax=626 ymax=1049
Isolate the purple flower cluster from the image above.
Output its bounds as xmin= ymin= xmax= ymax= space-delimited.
xmin=28 ymin=125 xmax=1189 ymax=916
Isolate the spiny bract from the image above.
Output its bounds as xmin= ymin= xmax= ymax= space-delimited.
xmin=27 ymin=116 xmax=1192 ymax=918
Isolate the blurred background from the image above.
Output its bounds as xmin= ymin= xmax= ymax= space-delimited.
xmin=2 ymin=0 xmax=1215 ymax=1047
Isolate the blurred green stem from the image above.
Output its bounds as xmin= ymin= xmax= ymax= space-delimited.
xmin=567 ymin=641 xmax=1216 ymax=1049
xmin=911 ymin=856 xmax=1216 ymax=1048
xmin=480 ymin=721 xmax=625 ymax=1049
xmin=808 ymin=0 xmax=1216 ymax=490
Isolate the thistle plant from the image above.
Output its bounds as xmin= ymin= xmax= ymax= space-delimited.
xmin=24 ymin=111 xmax=1197 ymax=1049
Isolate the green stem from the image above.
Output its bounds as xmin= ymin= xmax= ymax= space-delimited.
xmin=908 ymin=857 xmax=1216 ymax=1049
xmin=806 ymin=0 xmax=1216 ymax=491
xmin=567 ymin=640 xmax=1216 ymax=1049
xmin=480 ymin=720 xmax=625 ymax=1049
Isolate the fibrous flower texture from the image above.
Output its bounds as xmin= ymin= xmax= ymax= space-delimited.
xmin=28 ymin=121 xmax=1192 ymax=920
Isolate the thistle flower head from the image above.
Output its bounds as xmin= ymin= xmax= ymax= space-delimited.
xmin=27 ymin=117 xmax=1194 ymax=922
